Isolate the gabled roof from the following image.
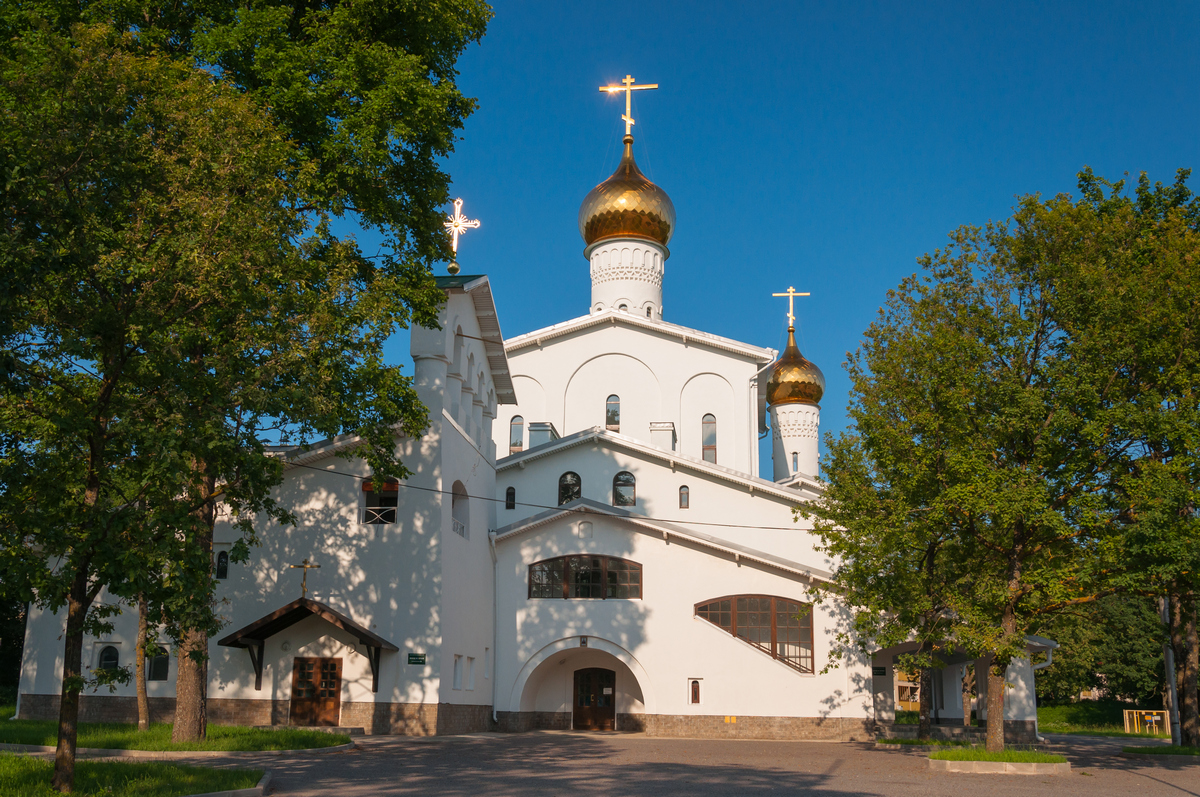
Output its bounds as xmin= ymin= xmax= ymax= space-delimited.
xmin=491 ymin=498 xmax=833 ymax=584
xmin=436 ymin=275 xmax=516 ymax=404
xmin=504 ymin=308 xmax=777 ymax=363
xmin=497 ymin=426 xmax=824 ymax=501
xmin=217 ymin=597 xmax=398 ymax=651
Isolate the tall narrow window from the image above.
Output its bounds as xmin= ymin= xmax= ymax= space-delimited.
xmin=215 ymin=550 xmax=229 ymax=580
xmin=451 ymin=481 xmax=469 ymax=538
xmin=505 ymin=486 xmax=516 ymax=510
xmin=606 ymin=395 xmax=620 ymax=432
xmin=612 ymin=471 xmax=635 ymax=507
xmin=509 ymin=416 xmax=524 ymax=455
xmin=792 ymin=451 xmax=798 ymax=473
xmin=690 ymin=680 xmax=701 ymax=704
xmin=701 ymin=414 xmax=717 ymax=463
xmin=558 ymin=472 xmax=582 ymax=505
xmin=679 ymin=486 xmax=690 ymax=509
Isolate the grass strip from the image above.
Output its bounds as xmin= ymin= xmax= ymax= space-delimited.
xmin=1037 ymin=700 xmax=1169 ymax=737
xmin=1122 ymin=745 xmax=1200 ymax=756
xmin=0 ymin=720 xmax=347 ymax=751
xmin=929 ymin=749 xmax=1067 ymax=763
xmin=878 ymin=738 xmax=970 ymax=746
xmin=0 ymin=755 xmax=261 ymax=797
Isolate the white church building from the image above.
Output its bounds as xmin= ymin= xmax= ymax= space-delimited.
xmin=16 ymin=123 xmax=1052 ymax=741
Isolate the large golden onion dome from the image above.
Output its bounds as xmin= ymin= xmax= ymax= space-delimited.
xmin=766 ymin=327 xmax=825 ymax=406
xmin=579 ymin=135 xmax=675 ymax=248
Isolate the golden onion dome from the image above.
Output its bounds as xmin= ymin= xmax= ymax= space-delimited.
xmin=579 ymin=135 xmax=675 ymax=248
xmin=766 ymin=327 xmax=825 ymax=406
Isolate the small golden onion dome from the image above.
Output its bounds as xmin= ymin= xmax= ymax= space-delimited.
xmin=579 ymin=135 xmax=675 ymax=247
xmin=766 ymin=327 xmax=825 ymax=406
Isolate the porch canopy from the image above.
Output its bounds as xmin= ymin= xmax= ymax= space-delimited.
xmin=217 ymin=597 xmax=398 ymax=692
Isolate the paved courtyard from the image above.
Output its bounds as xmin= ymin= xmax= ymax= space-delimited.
xmin=208 ymin=732 xmax=1198 ymax=797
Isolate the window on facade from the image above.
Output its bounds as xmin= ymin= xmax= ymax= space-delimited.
xmin=363 ymin=478 xmax=399 ymax=524
xmin=505 ymin=486 xmax=516 ymax=510
xmin=215 ymin=550 xmax=229 ymax=580
xmin=695 ymin=595 xmax=814 ymax=673
xmin=605 ymin=395 xmax=620 ymax=432
xmin=509 ymin=416 xmax=524 ymax=455
xmin=453 ymin=655 xmax=463 ymax=689
xmin=646 ymin=307 xmax=652 ymax=318
xmin=612 ymin=471 xmax=635 ymax=506
xmin=97 ymin=645 xmax=119 ymax=671
xmin=679 ymin=485 xmax=689 ymax=509
xmin=451 ymin=481 xmax=469 ymax=538
xmin=690 ymin=679 xmax=701 ymax=704
xmin=702 ymin=414 xmax=717 ymax=463
xmin=792 ymin=451 xmax=798 ymax=473
xmin=528 ymin=555 xmax=642 ymax=600
xmin=147 ymin=652 xmax=170 ymax=681
xmin=558 ymin=472 xmax=582 ymax=505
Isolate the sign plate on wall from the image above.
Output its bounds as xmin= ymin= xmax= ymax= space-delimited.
xmin=872 ymin=666 xmax=887 ymax=677
xmin=408 ymin=653 xmax=426 ymax=665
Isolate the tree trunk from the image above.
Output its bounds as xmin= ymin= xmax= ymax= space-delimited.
xmin=136 ymin=595 xmax=149 ymax=732
xmin=917 ymin=657 xmax=933 ymax=739
xmin=985 ymin=654 xmax=1007 ymax=752
xmin=961 ymin=664 xmax=974 ymax=727
xmin=171 ymin=467 xmax=216 ymax=743
xmin=51 ymin=569 xmax=92 ymax=793
xmin=1172 ymin=593 xmax=1199 ymax=748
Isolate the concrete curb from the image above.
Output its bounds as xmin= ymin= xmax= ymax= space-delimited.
xmin=0 ymin=741 xmax=355 ymax=758
xmin=187 ymin=769 xmax=272 ymax=797
xmin=1120 ymin=751 xmax=1200 ymax=763
xmin=875 ymin=743 xmax=970 ymax=752
xmin=928 ymin=758 xmax=1071 ymax=775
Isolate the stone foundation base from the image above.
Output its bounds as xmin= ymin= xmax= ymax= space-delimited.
xmin=18 ymin=694 xmax=490 ymax=736
xmin=494 ymin=711 xmax=873 ymax=740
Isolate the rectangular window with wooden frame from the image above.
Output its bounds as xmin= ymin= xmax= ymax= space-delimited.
xmin=528 ymin=555 xmax=642 ymax=600
xmin=362 ymin=478 xmax=399 ymax=524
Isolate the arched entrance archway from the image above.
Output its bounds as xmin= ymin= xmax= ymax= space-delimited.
xmin=506 ymin=638 xmax=650 ymax=732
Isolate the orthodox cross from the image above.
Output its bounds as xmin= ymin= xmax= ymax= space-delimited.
xmin=289 ymin=558 xmax=320 ymax=598
xmin=599 ymin=74 xmax=659 ymax=135
xmin=772 ymin=286 xmax=811 ymax=329
xmin=443 ymin=198 xmax=480 ymax=256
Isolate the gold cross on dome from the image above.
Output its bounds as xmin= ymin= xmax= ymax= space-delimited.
xmin=599 ymin=74 xmax=659 ymax=135
xmin=289 ymin=558 xmax=320 ymax=598
xmin=772 ymin=286 xmax=811 ymax=328
xmin=443 ymin=198 xmax=480 ymax=255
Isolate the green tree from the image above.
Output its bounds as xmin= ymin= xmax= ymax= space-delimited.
xmin=805 ymin=177 xmax=1165 ymax=752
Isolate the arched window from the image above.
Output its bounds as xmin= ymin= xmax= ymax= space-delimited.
xmin=646 ymin=307 xmax=652 ymax=318
xmin=605 ymin=395 xmax=620 ymax=432
xmin=612 ymin=471 xmax=635 ymax=506
xmin=215 ymin=550 xmax=229 ymax=580
xmin=509 ymin=416 xmax=524 ymax=455
xmin=558 ymin=472 xmax=582 ymax=505
xmin=97 ymin=645 xmax=119 ymax=671
xmin=451 ymin=481 xmax=469 ymax=539
xmin=690 ymin=680 xmax=701 ymax=704
xmin=528 ymin=555 xmax=642 ymax=599
xmin=505 ymin=486 xmax=516 ymax=510
xmin=679 ymin=485 xmax=690 ymax=509
xmin=792 ymin=452 xmax=798 ymax=473
xmin=695 ymin=595 xmax=814 ymax=673
xmin=618 ymin=303 xmax=628 ymax=311
xmin=702 ymin=414 xmax=717 ymax=463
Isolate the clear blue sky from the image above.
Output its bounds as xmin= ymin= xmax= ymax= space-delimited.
xmin=371 ymin=0 xmax=1200 ymax=473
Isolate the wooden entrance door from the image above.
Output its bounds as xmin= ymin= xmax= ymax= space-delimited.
xmin=573 ymin=667 xmax=616 ymax=730
xmin=289 ymin=657 xmax=342 ymax=726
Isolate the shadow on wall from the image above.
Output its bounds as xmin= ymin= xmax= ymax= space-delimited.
xmin=211 ymin=435 xmax=444 ymax=734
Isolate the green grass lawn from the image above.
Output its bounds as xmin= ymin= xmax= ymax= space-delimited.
xmin=878 ymin=738 xmax=969 ymax=746
xmin=930 ymin=749 xmax=1068 ymax=763
xmin=0 ymin=755 xmax=261 ymax=797
xmin=0 ymin=720 xmax=348 ymax=751
xmin=1122 ymin=745 xmax=1200 ymax=756
xmin=1037 ymin=700 xmax=1169 ymax=737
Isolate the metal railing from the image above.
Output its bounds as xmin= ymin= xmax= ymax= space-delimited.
xmin=452 ymin=518 xmax=467 ymax=538
xmin=363 ymin=507 xmax=396 ymax=525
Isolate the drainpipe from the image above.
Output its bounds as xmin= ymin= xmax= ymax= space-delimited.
xmin=489 ymin=528 xmax=499 ymax=727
